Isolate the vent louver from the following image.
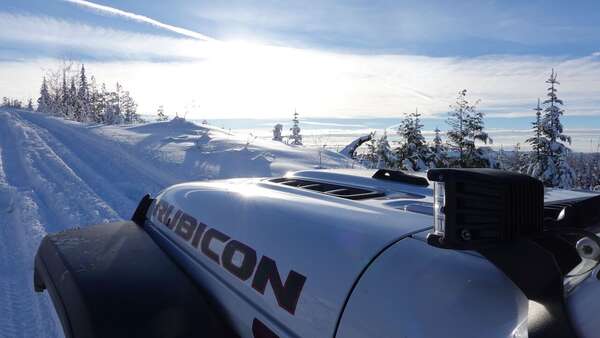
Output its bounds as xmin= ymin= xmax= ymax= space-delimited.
xmin=269 ymin=178 xmax=384 ymax=200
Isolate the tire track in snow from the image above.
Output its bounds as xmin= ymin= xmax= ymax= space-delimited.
xmin=4 ymin=112 xmax=121 ymax=228
xmin=17 ymin=111 xmax=174 ymax=218
xmin=0 ymin=112 xmax=63 ymax=338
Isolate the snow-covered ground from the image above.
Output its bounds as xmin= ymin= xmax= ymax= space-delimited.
xmin=0 ymin=109 xmax=354 ymax=337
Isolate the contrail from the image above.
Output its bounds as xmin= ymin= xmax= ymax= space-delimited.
xmin=64 ymin=0 xmax=216 ymax=42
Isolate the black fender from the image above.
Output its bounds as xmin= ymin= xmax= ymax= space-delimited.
xmin=33 ymin=220 xmax=238 ymax=338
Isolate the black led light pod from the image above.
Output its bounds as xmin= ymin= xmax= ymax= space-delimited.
xmin=426 ymin=168 xmax=544 ymax=250
xmin=426 ymin=169 xmax=582 ymax=337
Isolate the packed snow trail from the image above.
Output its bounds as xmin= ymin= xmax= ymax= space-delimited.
xmin=17 ymin=111 xmax=174 ymax=218
xmin=0 ymin=109 xmax=353 ymax=337
xmin=0 ymin=112 xmax=65 ymax=338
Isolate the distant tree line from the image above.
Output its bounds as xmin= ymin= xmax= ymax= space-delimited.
xmin=36 ymin=62 xmax=141 ymax=124
xmin=354 ymin=69 xmax=598 ymax=191
xmin=361 ymin=88 xmax=494 ymax=171
xmin=1 ymin=97 xmax=34 ymax=110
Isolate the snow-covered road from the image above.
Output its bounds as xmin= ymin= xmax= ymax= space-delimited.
xmin=0 ymin=109 xmax=353 ymax=337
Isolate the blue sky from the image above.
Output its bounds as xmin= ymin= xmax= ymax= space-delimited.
xmin=0 ymin=0 xmax=599 ymax=134
xmin=5 ymin=0 xmax=600 ymax=58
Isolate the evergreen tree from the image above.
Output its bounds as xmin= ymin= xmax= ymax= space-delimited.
xmin=37 ymin=77 xmax=51 ymax=113
xmin=535 ymin=70 xmax=575 ymax=188
xmin=77 ymin=64 xmax=91 ymax=122
xmin=50 ymin=75 xmax=62 ymax=115
xmin=525 ymin=99 xmax=547 ymax=164
xmin=104 ymin=83 xmax=122 ymax=124
xmin=156 ymin=105 xmax=169 ymax=121
xmin=432 ymin=127 xmax=443 ymax=151
xmin=272 ymin=123 xmax=283 ymax=141
xmin=98 ymin=82 xmax=110 ymax=123
xmin=510 ymin=143 xmax=527 ymax=173
xmin=396 ymin=109 xmax=432 ymax=171
xmin=375 ymin=131 xmax=396 ymax=168
xmin=88 ymin=76 xmax=103 ymax=123
xmin=446 ymin=89 xmax=491 ymax=167
xmin=526 ymin=99 xmax=546 ymax=178
xmin=430 ymin=127 xmax=448 ymax=168
xmin=363 ymin=133 xmax=379 ymax=168
xmin=27 ymin=98 xmax=34 ymax=110
xmin=67 ymin=77 xmax=78 ymax=120
xmin=289 ymin=110 xmax=303 ymax=145
xmin=60 ymin=71 xmax=69 ymax=117
xmin=120 ymin=86 xmax=139 ymax=124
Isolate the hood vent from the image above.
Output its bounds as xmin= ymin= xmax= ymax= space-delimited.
xmin=269 ymin=178 xmax=385 ymax=200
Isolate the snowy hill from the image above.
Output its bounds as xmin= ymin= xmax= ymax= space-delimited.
xmin=0 ymin=109 xmax=354 ymax=337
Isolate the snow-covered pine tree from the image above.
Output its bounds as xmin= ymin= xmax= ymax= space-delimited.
xmin=49 ymin=74 xmax=61 ymax=116
xmin=37 ymin=77 xmax=51 ymax=113
xmin=538 ymin=69 xmax=575 ymax=188
xmin=396 ymin=109 xmax=432 ymax=171
xmin=433 ymin=127 xmax=443 ymax=151
xmin=60 ymin=71 xmax=69 ymax=117
xmin=27 ymin=98 xmax=33 ymax=110
xmin=509 ymin=143 xmax=527 ymax=173
xmin=67 ymin=77 xmax=78 ymax=120
xmin=289 ymin=110 xmax=303 ymax=145
xmin=526 ymin=99 xmax=546 ymax=178
xmin=555 ymin=149 xmax=575 ymax=189
xmin=103 ymin=83 xmax=122 ymax=124
xmin=76 ymin=64 xmax=92 ymax=122
xmin=573 ymin=153 xmax=598 ymax=190
xmin=120 ymin=87 xmax=139 ymax=124
xmin=446 ymin=90 xmax=469 ymax=167
xmin=430 ymin=127 xmax=448 ymax=168
xmin=272 ymin=123 xmax=283 ymax=141
xmin=361 ymin=133 xmax=379 ymax=168
xmin=446 ymin=89 xmax=491 ymax=167
xmin=375 ymin=130 xmax=396 ymax=169
xmin=100 ymin=82 xmax=110 ymax=123
xmin=156 ymin=105 xmax=169 ymax=121
xmin=88 ymin=76 xmax=103 ymax=123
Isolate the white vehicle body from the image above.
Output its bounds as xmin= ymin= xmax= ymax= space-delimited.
xmin=144 ymin=168 xmax=600 ymax=338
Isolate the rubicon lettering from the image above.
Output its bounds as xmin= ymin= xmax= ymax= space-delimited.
xmin=151 ymin=200 xmax=307 ymax=315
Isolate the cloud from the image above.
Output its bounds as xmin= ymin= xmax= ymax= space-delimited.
xmin=63 ymin=0 xmax=215 ymax=41
xmin=0 ymin=12 xmax=214 ymax=60
xmin=0 ymin=13 xmax=599 ymax=125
